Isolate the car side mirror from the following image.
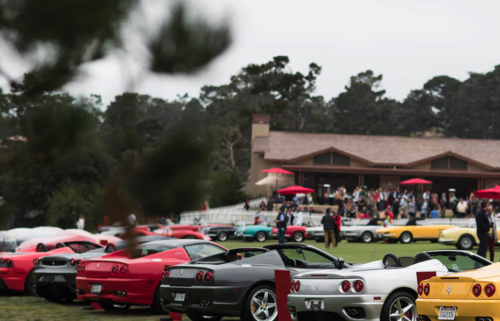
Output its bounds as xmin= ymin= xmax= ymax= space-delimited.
xmin=337 ymin=257 xmax=344 ymax=269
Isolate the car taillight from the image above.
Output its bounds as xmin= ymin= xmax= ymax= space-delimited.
xmin=353 ymin=280 xmax=364 ymax=292
xmin=162 ymin=271 xmax=170 ymax=282
xmin=120 ymin=266 xmax=128 ymax=274
xmin=424 ymin=283 xmax=430 ymax=296
xmin=6 ymin=258 xmax=12 ymax=266
xmin=473 ymin=284 xmax=482 ymax=297
xmin=418 ymin=284 xmax=424 ymax=296
xmin=70 ymin=259 xmax=77 ymax=266
xmin=196 ymin=271 xmax=204 ymax=282
xmin=485 ymin=284 xmax=495 ymax=297
xmin=294 ymin=281 xmax=300 ymax=293
xmin=33 ymin=258 xmax=40 ymax=265
xmin=0 ymin=258 xmax=3 ymax=264
xmin=204 ymin=271 xmax=213 ymax=282
xmin=341 ymin=281 xmax=351 ymax=292
xmin=290 ymin=282 xmax=295 ymax=293
xmin=112 ymin=265 xmax=119 ymax=274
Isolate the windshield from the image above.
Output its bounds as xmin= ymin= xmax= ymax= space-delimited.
xmin=279 ymin=247 xmax=337 ymax=269
xmin=184 ymin=243 xmax=225 ymax=260
xmin=392 ymin=219 xmax=409 ymax=226
xmin=356 ymin=219 xmax=370 ymax=226
xmin=429 ymin=253 xmax=488 ymax=272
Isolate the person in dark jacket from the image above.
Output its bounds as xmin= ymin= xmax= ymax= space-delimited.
xmin=275 ymin=208 xmax=287 ymax=244
xmin=58 ymin=213 xmax=68 ymax=229
xmin=476 ymin=201 xmax=490 ymax=258
xmin=321 ymin=208 xmax=336 ymax=249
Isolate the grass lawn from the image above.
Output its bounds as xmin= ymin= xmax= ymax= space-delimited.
xmin=2 ymin=239 xmax=496 ymax=321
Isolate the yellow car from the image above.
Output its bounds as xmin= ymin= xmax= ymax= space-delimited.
xmin=417 ymin=261 xmax=500 ymax=321
xmin=439 ymin=226 xmax=500 ymax=250
xmin=376 ymin=218 xmax=456 ymax=244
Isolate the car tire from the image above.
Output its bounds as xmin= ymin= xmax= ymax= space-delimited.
xmin=457 ymin=235 xmax=474 ymax=250
xmin=292 ymin=231 xmax=304 ymax=242
xmin=99 ymin=302 xmax=131 ymax=311
xmin=255 ymin=232 xmax=267 ymax=242
xmin=183 ymin=235 xmax=198 ymax=239
xmin=217 ymin=232 xmax=228 ymax=242
xmin=186 ymin=311 xmax=222 ymax=321
xmin=381 ymin=290 xmax=417 ymax=321
xmin=400 ymin=232 xmax=413 ymax=244
xmin=241 ymin=285 xmax=278 ymax=321
xmin=151 ymin=286 xmax=167 ymax=314
xmin=361 ymin=231 xmax=373 ymax=243
xmin=24 ymin=270 xmax=38 ymax=296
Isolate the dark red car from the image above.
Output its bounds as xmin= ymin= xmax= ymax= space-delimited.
xmin=75 ymin=239 xmax=227 ymax=313
xmin=0 ymin=233 xmax=120 ymax=295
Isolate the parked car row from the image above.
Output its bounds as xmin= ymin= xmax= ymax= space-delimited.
xmin=1 ymin=226 xmax=497 ymax=321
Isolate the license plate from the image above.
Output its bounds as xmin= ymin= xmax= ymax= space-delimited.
xmin=174 ymin=293 xmax=186 ymax=302
xmin=305 ymin=300 xmax=324 ymax=311
xmin=90 ymin=284 xmax=102 ymax=294
xmin=438 ymin=307 xmax=457 ymax=320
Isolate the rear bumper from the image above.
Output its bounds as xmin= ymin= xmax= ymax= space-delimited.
xmin=0 ymin=268 xmax=27 ymax=292
xmin=417 ymin=298 xmax=499 ymax=321
xmin=33 ymin=272 xmax=77 ymax=298
xmin=76 ymin=277 xmax=157 ymax=306
xmin=160 ymin=284 xmax=248 ymax=317
xmin=288 ymin=293 xmax=386 ymax=321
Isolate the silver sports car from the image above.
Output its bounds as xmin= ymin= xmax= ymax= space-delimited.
xmin=287 ymin=250 xmax=491 ymax=321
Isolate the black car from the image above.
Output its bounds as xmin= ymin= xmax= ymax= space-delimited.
xmin=33 ymin=235 xmax=170 ymax=303
xmin=197 ymin=225 xmax=239 ymax=242
xmin=160 ymin=244 xmax=356 ymax=321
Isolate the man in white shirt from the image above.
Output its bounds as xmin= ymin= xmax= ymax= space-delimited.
xmin=128 ymin=213 xmax=137 ymax=226
xmin=456 ymin=198 xmax=468 ymax=219
xmin=256 ymin=212 xmax=267 ymax=226
xmin=294 ymin=210 xmax=303 ymax=226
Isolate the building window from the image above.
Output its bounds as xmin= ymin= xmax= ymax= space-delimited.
xmin=333 ymin=153 xmax=350 ymax=165
xmin=313 ymin=152 xmax=331 ymax=164
xmin=431 ymin=156 xmax=468 ymax=170
xmin=450 ymin=157 xmax=467 ymax=169
xmin=431 ymin=157 xmax=448 ymax=169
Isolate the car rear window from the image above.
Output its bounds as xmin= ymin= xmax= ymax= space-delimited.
xmin=184 ymin=244 xmax=225 ymax=260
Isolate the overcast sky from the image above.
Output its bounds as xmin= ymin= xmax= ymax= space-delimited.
xmin=2 ymin=0 xmax=500 ymax=106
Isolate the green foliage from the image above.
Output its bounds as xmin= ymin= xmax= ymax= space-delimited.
xmin=149 ymin=3 xmax=232 ymax=74
xmin=45 ymin=181 xmax=104 ymax=229
xmin=208 ymin=170 xmax=247 ymax=208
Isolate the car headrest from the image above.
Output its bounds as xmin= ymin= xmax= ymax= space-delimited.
xmin=244 ymin=252 xmax=256 ymax=258
xmin=105 ymin=244 xmax=117 ymax=253
xmin=36 ymin=243 xmax=49 ymax=252
xmin=415 ymin=252 xmax=433 ymax=263
xmin=383 ymin=253 xmax=401 ymax=267
xmin=55 ymin=242 xmax=65 ymax=249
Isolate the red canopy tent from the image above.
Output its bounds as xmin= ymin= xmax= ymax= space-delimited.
xmin=278 ymin=185 xmax=315 ymax=195
xmin=475 ymin=185 xmax=500 ymax=200
xmin=400 ymin=178 xmax=433 ymax=185
xmin=262 ymin=168 xmax=294 ymax=175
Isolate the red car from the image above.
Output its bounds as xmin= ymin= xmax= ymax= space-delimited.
xmin=152 ymin=227 xmax=211 ymax=241
xmin=270 ymin=226 xmax=311 ymax=242
xmin=101 ymin=226 xmax=211 ymax=241
xmin=0 ymin=233 xmax=120 ymax=295
xmin=75 ymin=239 xmax=227 ymax=313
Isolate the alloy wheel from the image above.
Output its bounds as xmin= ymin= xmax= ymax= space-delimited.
xmin=389 ymin=297 xmax=416 ymax=321
xmin=250 ymin=289 xmax=278 ymax=321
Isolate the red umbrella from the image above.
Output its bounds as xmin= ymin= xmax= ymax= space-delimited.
xmin=475 ymin=185 xmax=500 ymax=199
xmin=400 ymin=178 xmax=433 ymax=185
xmin=278 ymin=185 xmax=315 ymax=195
xmin=262 ymin=168 xmax=294 ymax=175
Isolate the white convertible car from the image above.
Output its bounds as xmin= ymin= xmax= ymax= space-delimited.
xmin=287 ymin=250 xmax=491 ymax=321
